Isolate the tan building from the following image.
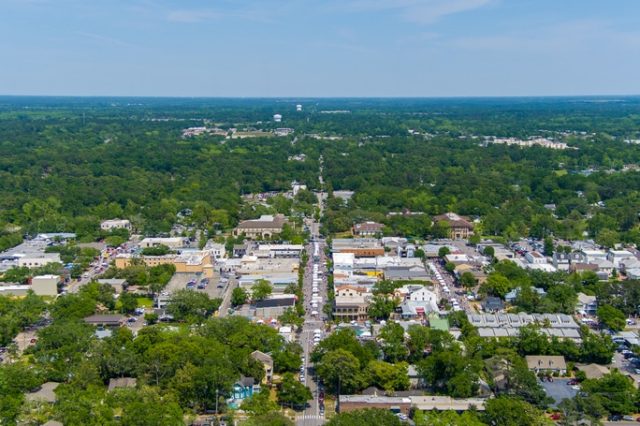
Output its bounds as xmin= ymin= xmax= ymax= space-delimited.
xmin=332 ymin=239 xmax=385 ymax=258
xmin=526 ymin=355 xmax=567 ymax=375
xmin=233 ymin=214 xmax=288 ymax=239
xmin=433 ymin=212 xmax=474 ymax=239
xmin=334 ymin=285 xmax=371 ymax=322
xmin=100 ymin=219 xmax=131 ymax=231
xmin=30 ymin=275 xmax=59 ymax=296
xmin=251 ymin=350 xmax=274 ymax=383
xmin=352 ymin=221 xmax=384 ymax=237
xmin=115 ymin=251 xmax=214 ymax=278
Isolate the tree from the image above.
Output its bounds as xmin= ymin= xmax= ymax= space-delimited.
xmin=483 ymin=246 xmax=495 ymax=259
xmin=327 ymin=408 xmax=402 ymax=426
xmin=444 ymin=261 xmax=456 ymax=273
xmin=272 ymin=342 xmax=303 ymax=373
xmin=241 ymin=388 xmax=279 ymax=416
xmin=366 ymin=360 xmax=409 ymax=393
xmin=480 ymin=273 xmax=513 ymax=298
xmin=483 ymin=396 xmax=548 ymax=426
xmin=580 ymin=371 xmax=638 ymax=415
xmin=543 ymin=237 xmax=554 ymax=255
xmin=316 ymin=349 xmax=363 ymax=394
xmin=141 ymin=244 xmax=172 ymax=256
xmin=378 ymin=321 xmax=408 ymax=363
xmin=367 ymin=295 xmax=397 ymax=321
xmin=438 ymin=246 xmax=450 ymax=258
xmin=278 ymin=373 xmax=312 ymax=408
xmin=252 ymin=280 xmax=273 ymax=302
xmin=242 ymin=412 xmax=294 ymax=426
xmin=597 ymin=304 xmax=626 ymax=331
xmin=231 ymin=287 xmax=249 ymax=306
xmin=166 ymin=289 xmax=221 ymax=323
xmin=278 ymin=307 xmax=303 ymax=329
xmin=460 ymin=272 xmax=477 ymax=290
xmin=414 ymin=410 xmax=485 ymax=426
xmin=118 ymin=291 xmax=138 ymax=314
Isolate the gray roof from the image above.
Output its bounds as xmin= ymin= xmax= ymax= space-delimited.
xmin=25 ymin=382 xmax=59 ymax=403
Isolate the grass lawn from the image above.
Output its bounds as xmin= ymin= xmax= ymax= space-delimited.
xmin=136 ymin=297 xmax=153 ymax=308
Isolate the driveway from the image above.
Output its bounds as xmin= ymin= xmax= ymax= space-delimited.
xmin=539 ymin=378 xmax=578 ymax=407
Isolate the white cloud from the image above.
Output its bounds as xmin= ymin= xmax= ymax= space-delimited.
xmin=333 ymin=0 xmax=495 ymax=23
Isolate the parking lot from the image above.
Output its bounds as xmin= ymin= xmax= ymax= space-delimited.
xmin=539 ymin=378 xmax=578 ymax=407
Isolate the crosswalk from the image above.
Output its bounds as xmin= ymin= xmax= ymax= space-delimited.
xmin=296 ymin=414 xmax=324 ymax=420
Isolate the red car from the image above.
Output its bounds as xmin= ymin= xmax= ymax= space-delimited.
xmin=550 ymin=413 xmax=562 ymax=421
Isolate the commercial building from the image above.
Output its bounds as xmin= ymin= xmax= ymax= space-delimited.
xmin=334 ymin=285 xmax=371 ymax=322
xmin=233 ymin=214 xmax=288 ymax=239
xmin=115 ymin=251 xmax=215 ymax=278
xmin=433 ymin=212 xmax=474 ymax=239
xmin=139 ymin=237 xmax=187 ymax=250
xmin=352 ymin=221 xmax=384 ymax=237
xmin=332 ymin=238 xmax=385 ymax=258
xmin=31 ymin=275 xmax=59 ymax=296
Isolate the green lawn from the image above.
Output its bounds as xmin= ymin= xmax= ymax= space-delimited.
xmin=136 ymin=297 xmax=154 ymax=308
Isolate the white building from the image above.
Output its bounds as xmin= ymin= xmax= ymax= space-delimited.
xmin=580 ymin=249 xmax=608 ymax=263
xmin=525 ymin=251 xmax=547 ymax=264
xmin=139 ymin=237 xmax=186 ymax=250
xmin=204 ymin=241 xmax=226 ymax=260
xmin=273 ymin=114 xmax=282 ymax=123
xmin=31 ymin=275 xmax=59 ymax=296
xmin=100 ymin=219 xmax=131 ymax=231
xmin=18 ymin=253 xmax=61 ymax=268
xmin=296 ymin=104 xmax=302 ymax=112
xmin=607 ymin=249 xmax=635 ymax=268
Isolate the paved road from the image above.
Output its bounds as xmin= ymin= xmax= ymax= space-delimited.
xmin=428 ymin=260 xmax=472 ymax=313
xmin=297 ymin=236 xmax=328 ymax=426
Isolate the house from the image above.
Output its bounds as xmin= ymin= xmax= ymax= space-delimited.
xmin=504 ymin=287 xmax=546 ymax=304
xmin=399 ymin=300 xmax=438 ymax=320
xmin=233 ymin=214 xmax=288 ymax=239
xmin=607 ymin=249 xmax=635 ymax=268
xmin=100 ymin=219 xmax=131 ymax=231
xmin=482 ymin=297 xmax=504 ymax=313
xmin=251 ymin=350 xmax=274 ymax=383
xmin=433 ymin=212 xmax=474 ymax=239
xmin=580 ymin=249 xmax=608 ymax=263
xmin=228 ymin=376 xmax=260 ymax=408
xmin=525 ymin=251 xmax=547 ymax=264
xmin=30 ymin=275 xmax=59 ymax=296
xmin=204 ymin=241 xmax=226 ymax=259
xmin=576 ymin=364 xmax=610 ymax=380
xmin=233 ymin=243 xmax=248 ymax=258
xmin=108 ymin=377 xmax=137 ymax=391
xmin=97 ymin=279 xmax=127 ymax=294
xmin=407 ymin=365 xmax=425 ymax=389
xmin=352 ymin=221 xmax=384 ymax=237
xmin=552 ymin=252 xmax=571 ymax=271
xmin=576 ymin=293 xmax=597 ymax=315
xmin=525 ymin=355 xmax=567 ymax=375
xmin=25 ymin=382 xmax=60 ymax=404
xmin=84 ymin=314 xmax=125 ymax=327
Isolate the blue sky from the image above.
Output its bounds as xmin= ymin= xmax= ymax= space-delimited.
xmin=1 ymin=0 xmax=639 ymax=97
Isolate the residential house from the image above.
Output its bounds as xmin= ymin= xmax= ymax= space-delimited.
xmin=204 ymin=241 xmax=226 ymax=259
xmin=433 ymin=212 xmax=474 ymax=239
xmin=25 ymin=382 xmax=59 ymax=404
xmin=607 ymin=249 xmax=635 ymax=268
xmin=576 ymin=293 xmax=597 ymax=315
xmin=97 ymin=279 xmax=127 ymax=294
xmin=482 ymin=297 xmax=504 ymax=313
xmin=552 ymin=252 xmax=571 ymax=271
xmin=526 ymin=355 xmax=567 ymax=375
xmin=251 ymin=350 xmax=274 ymax=383
xmin=576 ymin=364 xmax=610 ymax=380
xmin=352 ymin=221 xmax=384 ymax=237
xmin=228 ymin=377 xmax=259 ymax=408
xmin=525 ymin=251 xmax=547 ymax=264
xmin=233 ymin=243 xmax=248 ymax=258
xmin=100 ymin=219 xmax=131 ymax=231
xmin=108 ymin=377 xmax=137 ymax=391
xmin=233 ymin=214 xmax=288 ymax=239
xmin=504 ymin=287 xmax=546 ymax=304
